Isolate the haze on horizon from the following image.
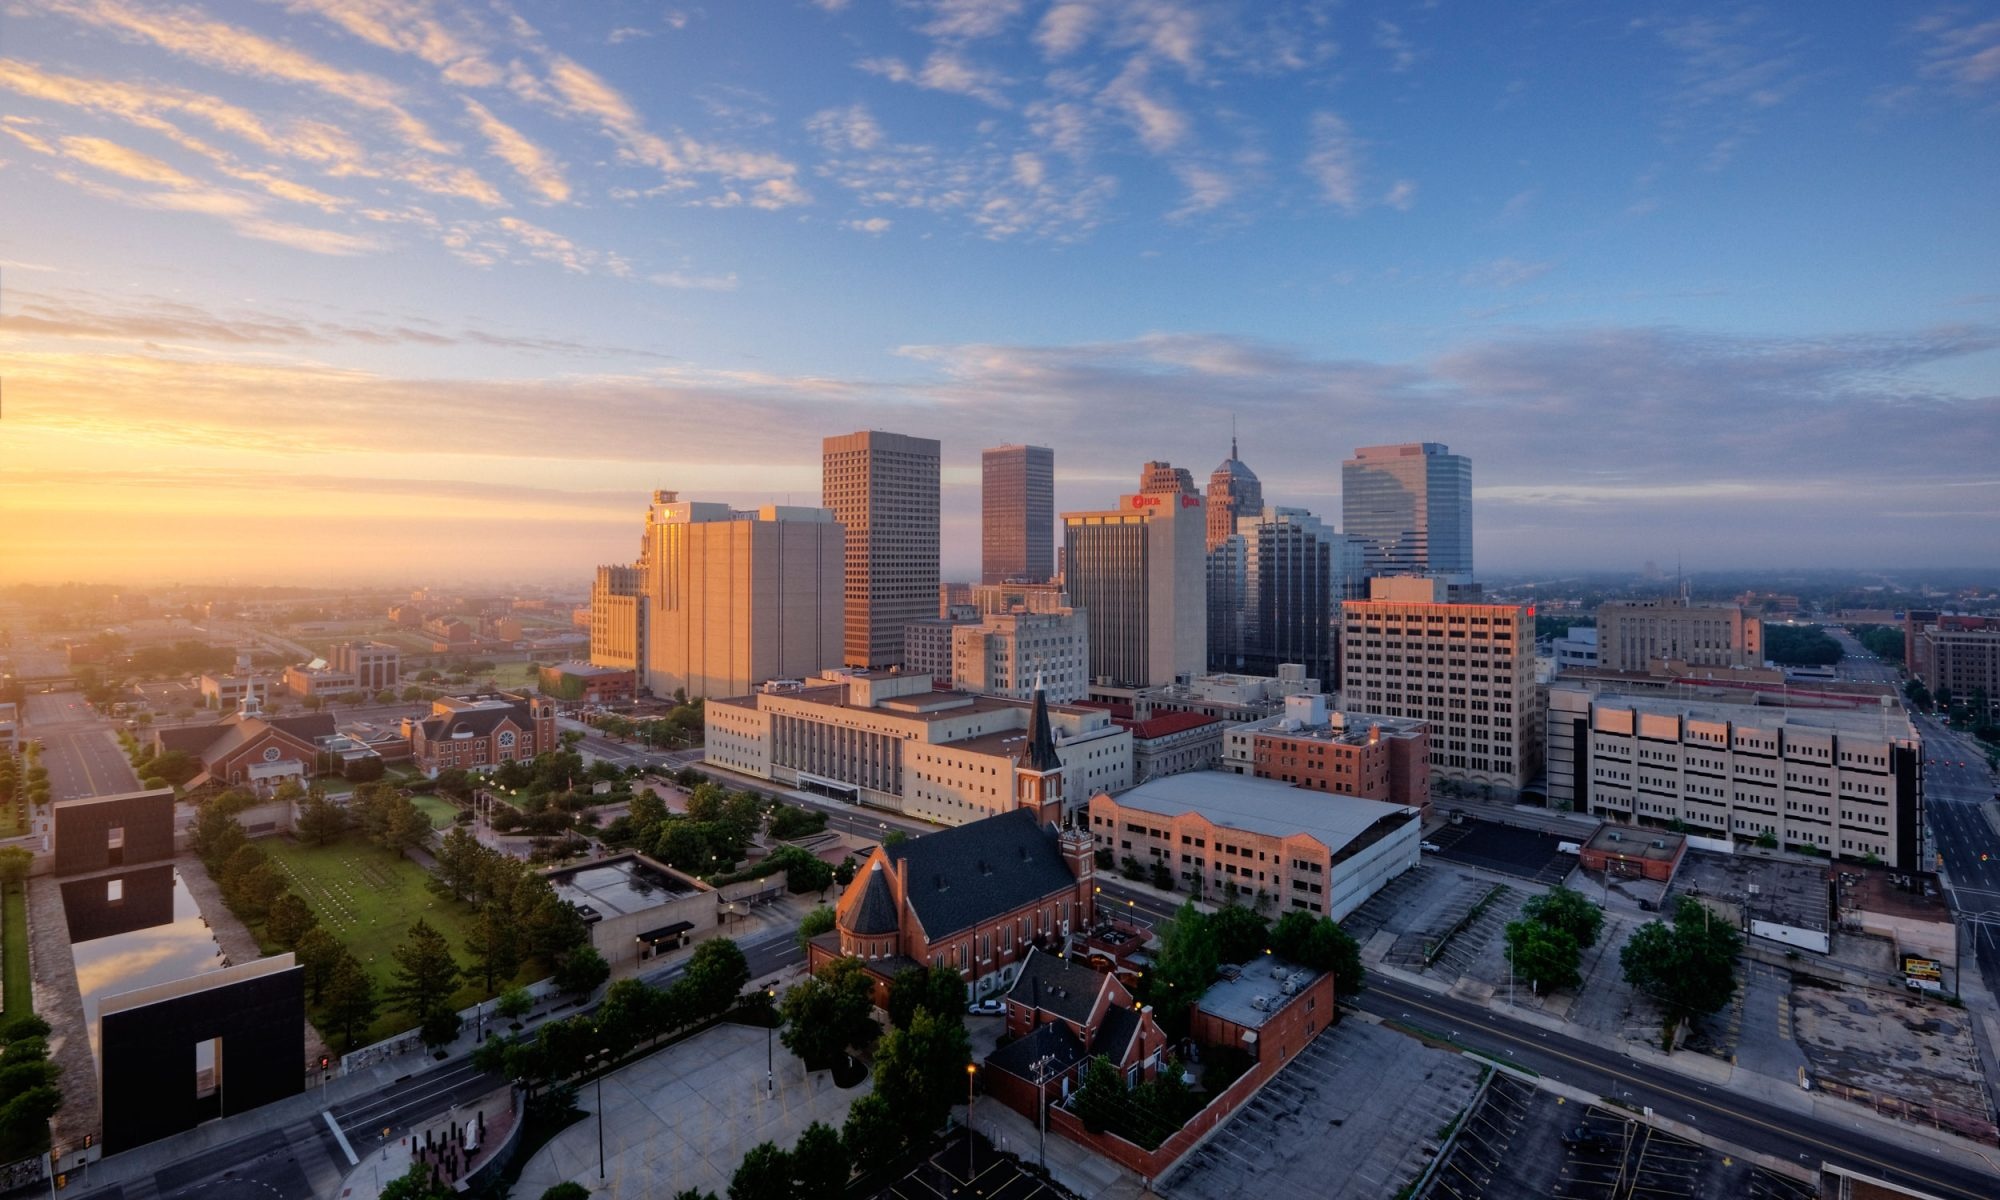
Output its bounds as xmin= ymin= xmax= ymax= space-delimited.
xmin=2 ymin=0 xmax=1997 ymax=587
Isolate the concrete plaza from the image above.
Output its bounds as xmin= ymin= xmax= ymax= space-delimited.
xmin=513 ymin=1020 xmax=872 ymax=1198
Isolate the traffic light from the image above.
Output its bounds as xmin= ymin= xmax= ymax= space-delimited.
xmin=82 ymin=1134 xmax=91 ymax=1150
xmin=320 ymin=1055 xmax=330 ymax=1070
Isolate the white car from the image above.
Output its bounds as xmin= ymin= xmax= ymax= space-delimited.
xmin=967 ymin=999 xmax=1004 ymax=1016
xmin=1421 ymin=841 xmax=1443 ymax=853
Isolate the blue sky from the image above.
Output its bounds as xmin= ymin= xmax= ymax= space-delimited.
xmin=2 ymin=0 xmax=1996 ymax=583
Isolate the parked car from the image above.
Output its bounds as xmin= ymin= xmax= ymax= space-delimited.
xmin=967 ymin=999 xmax=1004 ymax=1016
xmin=1420 ymin=841 xmax=1443 ymax=853
xmin=1560 ymin=1124 xmax=1616 ymax=1154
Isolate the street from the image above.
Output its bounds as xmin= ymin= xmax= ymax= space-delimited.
xmin=22 ymin=691 xmax=142 ymax=801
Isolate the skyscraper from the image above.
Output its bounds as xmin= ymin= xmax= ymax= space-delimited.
xmin=638 ymin=491 xmax=843 ymax=699
xmin=1341 ymin=443 xmax=1473 ymax=578
xmin=981 ymin=444 xmax=1054 ymax=584
xmin=1207 ymin=507 xmax=1343 ymax=683
xmin=823 ymin=430 xmax=942 ymax=668
xmin=1063 ymin=489 xmax=1206 ymax=688
xmin=1138 ymin=460 xmax=1200 ymax=497
xmin=1206 ymin=435 xmax=1263 ymax=552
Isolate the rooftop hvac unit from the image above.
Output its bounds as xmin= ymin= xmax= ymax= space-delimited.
xmin=1281 ymin=978 xmax=1298 ymax=995
xmin=1747 ymin=883 xmax=1761 ymax=895
xmin=1250 ymin=995 xmax=1271 ymax=1011
xmin=1652 ymin=840 xmax=1666 ymax=849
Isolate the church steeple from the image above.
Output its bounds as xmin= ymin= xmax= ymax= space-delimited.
xmin=1015 ymin=687 xmax=1066 ymax=823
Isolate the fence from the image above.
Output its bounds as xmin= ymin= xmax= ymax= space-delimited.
xmin=339 ymin=977 xmax=563 ymax=1074
xmin=1043 ymin=1046 xmax=1280 ymax=1180
xmin=0 ymin=1153 xmax=47 ymax=1195
xmin=1812 ymin=1077 xmax=1998 ymax=1145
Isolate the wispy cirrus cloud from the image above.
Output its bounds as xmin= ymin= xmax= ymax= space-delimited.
xmin=50 ymin=0 xmax=452 ymax=155
xmin=461 ymin=97 xmax=569 ymax=202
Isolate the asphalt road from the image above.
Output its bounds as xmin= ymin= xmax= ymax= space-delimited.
xmin=1356 ymin=976 xmax=2000 ymax=1200
xmin=1823 ymin=626 xmax=1904 ymax=685
xmin=23 ymin=692 xmax=143 ymax=801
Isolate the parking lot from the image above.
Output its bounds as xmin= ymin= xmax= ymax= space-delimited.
xmin=1427 ymin=818 xmax=1578 ymax=886
xmin=1424 ymin=1080 xmax=1816 ymax=1200
xmin=1161 ymin=1019 xmax=1484 ymax=1200
xmin=865 ymin=1130 xmax=1073 ymax=1200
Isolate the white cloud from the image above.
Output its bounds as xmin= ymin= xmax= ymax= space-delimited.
xmin=462 ymin=97 xmax=570 ymax=203
xmin=1102 ymin=59 xmax=1188 ymax=152
xmin=860 ymin=51 xmax=1012 ymax=108
xmin=285 ymin=0 xmax=503 ymax=87
xmin=918 ymin=0 xmax=1025 ymax=42
xmin=1035 ymin=3 xmax=1096 ymax=58
xmin=650 ymin=269 xmax=739 ymax=290
xmin=1383 ymin=179 xmax=1416 ymax=210
xmin=842 ymin=217 xmax=892 ymax=234
xmin=1303 ymin=111 xmax=1362 ymax=212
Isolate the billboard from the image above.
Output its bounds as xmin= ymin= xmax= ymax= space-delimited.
xmin=1903 ymin=955 xmax=1943 ymax=983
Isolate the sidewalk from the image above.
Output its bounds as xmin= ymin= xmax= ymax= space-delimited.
xmin=337 ymin=1086 xmax=515 ymax=1200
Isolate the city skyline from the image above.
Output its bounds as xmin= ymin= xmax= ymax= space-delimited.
xmin=3 ymin=0 xmax=1998 ymax=584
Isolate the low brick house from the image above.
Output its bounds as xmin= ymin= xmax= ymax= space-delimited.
xmin=403 ymin=692 xmax=556 ymax=775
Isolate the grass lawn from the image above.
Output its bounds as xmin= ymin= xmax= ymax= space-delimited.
xmin=411 ymin=794 xmax=460 ymax=829
xmin=261 ymin=835 xmax=505 ymax=1042
xmin=2 ymin=882 xmax=32 ymax=1019
xmin=473 ymin=660 xmax=540 ymax=690
xmin=0 ymin=803 xmax=25 ymax=838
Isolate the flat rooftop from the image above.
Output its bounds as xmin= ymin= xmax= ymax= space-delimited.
xmin=1840 ymin=867 xmax=1951 ymax=926
xmin=1102 ymin=771 xmax=1417 ymax=854
xmin=1198 ymin=955 xmax=1320 ymax=1031
xmin=1673 ymin=850 xmax=1828 ymax=933
xmin=1569 ymin=685 xmax=1917 ymax=739
xmin=546 ymin=855 xmax=704 ymax=920
xmin=1242 ymin=711 xmax=1428 ymax=747
xmin=1584 ymin=824 xmax=1683 ymax=863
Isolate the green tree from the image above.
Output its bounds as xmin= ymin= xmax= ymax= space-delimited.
xmin=791 ymin=1120 xmax=850 ymax=1194
xmin=0 ymin=847 xmax=32 ymax=885
xmin=554 ymin=944 xmax=610 ymax=996
xmin=922 ymin=964 xmax=966 ymax=1027
xmin=796 ymin=904 xmax=837 ymax=952
xmin=1209 ymin=904 xmax=1270 ymax=964
xmin=296 ymin=787 xmax=348 ymax=846
xmin=780 ymin=958 xmax=880 ymax=1067
xmin=841 ymin=1091 xmax=904 ymax=1174
xmin=681 ymin=938 xmax=750 ymax=1017
xmin=382 ymin=797 xmax=434 ymax=854
xmin=324 ymin=952 xmax=378 ymax=1049
xmin=729 ymin=1142 xmax=793 ymax=1200
xmin=1302 ymin=919 xmax=1366 ymax=998
xmin=771 ymin=845 xmax=834 ymax=896
xmin=885 ymin=965 xmax=929 ymax=1031
xmin=388 ymin=919 xmax=462 ymax=1034
xmin=466 ymin=904 xmax=523 ymax=992
xmin=1522 ymin=886 xmax=1604 ymax=948
xmin=1504 ymin=920 xmax=1582 ymax=993
xmin=1149 ymin=903 xmax=1218 ymax=1028
xmin=1070 ymin=1055 xmax=1125 ymax=1134
xmin=870 ymin=1007 xmax=971 ymax=1140
xmin=496 ymin=986 xmax=534 ymax=1021
xmin=265 ymin=891 xmax=319 ymax=949
xmin=378 ymin=1161 xmax=454 ymax=1200
xmin=1620 ymin=898 xmax=1743 ymax=1051
xmin=539 ymin=1184 xmax=592 ymax=1200
xmin=435 ymin=767 xmax=473 ymax=800
xmin=294 ymin=926 xmax=342 ymax=1003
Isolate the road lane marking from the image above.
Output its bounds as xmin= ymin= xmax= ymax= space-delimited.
xmin=323 ymin=1111 xmax=359 ymax=1165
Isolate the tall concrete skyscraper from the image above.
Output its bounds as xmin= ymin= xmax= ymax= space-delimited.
xmin=1341 ymin=443 xmax=1473 ymax=578
xmin=823 ymin=430 xmax=942 ymax=668
xmin=1063 ymin=489 xmax=1206 ymax=687
xmin=981 ymin=444 xmax=1054 ymax=584
xmin=638 ymin=491 xmax=843 ymax=699
xmin=1205 ymin=435 xmax=1263 ymax=552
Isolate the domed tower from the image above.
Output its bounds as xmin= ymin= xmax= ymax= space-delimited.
xmin=1207 ymin=433 xmax=1263 ymax=552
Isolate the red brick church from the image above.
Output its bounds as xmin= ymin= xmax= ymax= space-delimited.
xmin=809 ymin=690 xmax=1096 ymax=1001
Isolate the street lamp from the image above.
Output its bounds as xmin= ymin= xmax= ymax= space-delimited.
xmin=588 ymin=1046 xmax=611 ymax=1179
xmin=766 ymin=988 xmax=776 ymax=1094
xmin=966 ymin=1063 xmax=978 ymax=1178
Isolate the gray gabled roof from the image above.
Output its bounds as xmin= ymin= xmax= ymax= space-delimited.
xmin=1005 ymin=947 xmax=1106 ymax=1027
xmin=986 ymin=1020 xmax=1086 ymax=1083
xmin=1092 ymin=1005 xmax=1142 ymax=1062
xmin=885 ymin=809 xmax=1077 ymax=940
xmin=848 ymin=862 xmax=901 ymax=936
